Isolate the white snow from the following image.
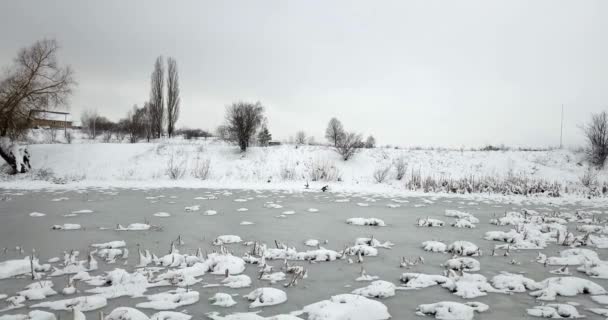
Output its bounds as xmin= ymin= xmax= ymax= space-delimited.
xmin=116 ymin=223 xmax=151 ymax=231
xmin=530 ymin=276 xmax=606 ymax=301
xmin=302 ymin=294 xmax=390 ymax=320
xmin=31 ymin=295 xmax=107 ymax=311
xmin=210 ymin=293 xmax=237 ymax=307
xmin=29 ymin=212 xmax=46 ymax=217
xmin=51 ymin=224 xmax=81 ymax=230
xmin=154 ymin=212 xmax=171 ymax=217
xmin=351 ymin=280 xmax=396 ymax=298
xmin=0 ymin=257 xmax=51 ymax=279
xmin=213 ymin=235 xmax=243 ymax=245
xmin=527 ymin=304 xmax=584 ymax=318
xmin=346 ymin=218 xmax=386 ymax=227
xmin=136 ymin=288 xmax=199 ymax=310
xmin=416 ymin=301 xmax=488 ymax=320
xmin=245 ymin=288 xmax=287 ymax=308
xmin=422 ymin=241 xmax=447 ymax=252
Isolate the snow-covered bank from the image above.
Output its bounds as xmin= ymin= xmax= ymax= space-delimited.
xmin=0 ymin=139 xmax=602 ymax=199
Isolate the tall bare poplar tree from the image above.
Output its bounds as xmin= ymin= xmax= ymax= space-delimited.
xmin=166 ymin=57 xmax=180 ymax=138
xmin=149 ymin=56 xmax=165 ymax=138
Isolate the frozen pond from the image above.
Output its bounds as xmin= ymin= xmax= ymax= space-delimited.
xmin=1 ymin=188 xmax=608 ymax=319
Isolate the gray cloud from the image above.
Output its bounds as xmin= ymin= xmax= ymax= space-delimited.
xmin=1 ymin=0 xmax=607 ymax=147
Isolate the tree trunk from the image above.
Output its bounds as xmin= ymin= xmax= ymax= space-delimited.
xmin=0 ymin=137 xmax=31 ymax=174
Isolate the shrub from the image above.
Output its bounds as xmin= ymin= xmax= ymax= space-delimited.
xmin=192 ymin=157 xmax=211 ymax=180
xmin=583 ymin=111 xmax=608 ymax=168
xmin=280 ymin=162 xmax=297 ymax=180
xmin=373 ymin=164 xmax=391 ymax=183
xmin=394 ymin=157 xmax=407 ymax=180
xmin=166 ymin=154 xmax=186 ymax=180
xmin=307 ymin=159 xmax=342 ymax=182
xmin=580 ymin=167 xmax=598 ymax=188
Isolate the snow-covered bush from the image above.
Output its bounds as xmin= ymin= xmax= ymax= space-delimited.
xmin=280 ymin=162 xmax=297 ymax=180
xmin=373 ymin=164 xmax=391 ymax=183
xmin=580 ymin=167 xmax=598 ymax=188
xmin=583 ymin=111 xmax=608 ymax=168
xmin=166 ymin=155 xmax=186 ymax=180
xmin=192 ymin=157 xmax=211 ymax=180
xmin=394 ymin=157 xmax=407 ymax=180
xmin=307 ymin=159 xmax=341 ymax=182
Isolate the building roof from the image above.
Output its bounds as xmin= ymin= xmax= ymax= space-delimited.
xmin=30 ymin=110 xmax=72 ymax=122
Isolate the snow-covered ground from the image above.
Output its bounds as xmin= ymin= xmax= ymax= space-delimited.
xmin=0 ymin=134 xmax=602 ymax=200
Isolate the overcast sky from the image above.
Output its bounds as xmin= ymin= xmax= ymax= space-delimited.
xmin=1 ymin=0 xmax=607 ymax=147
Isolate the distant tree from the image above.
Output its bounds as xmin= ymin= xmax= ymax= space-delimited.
xmin=295 ymin=130 xmax=307 ymax=145
xmin=364 ymin=135 xmax=376 ymax=148
xmin=149 ymin=56 xmax=165 ymax=138
xmin=215 ymin=125 xmax=232 ymax=141
xmin=120 ymin=104 xmax=147 ymax=143
xmin=81 ymin=109 xmax=99 ymax=139
xmin=336 ymin=132 xmax=363 ymax=161
xmin=325 ymin=117 xmax=345 ymax=147
xmin=584 ymin=111 xmax=608 ymax=168
xmin=225 ymin=101 xmax=265 ymax=152
xmin=178 ymin=128 xmax=212 ymax=140
xmin=257 ymin=125 xmax=272 ymax=146
xmin=166 ymin=57 xmax=180 ymax=138
xmin=308 ymin=136 xmax=316 ymax=145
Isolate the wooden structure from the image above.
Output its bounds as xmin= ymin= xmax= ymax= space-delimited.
xmin=29 ymin=110 xmax=72 ymax=137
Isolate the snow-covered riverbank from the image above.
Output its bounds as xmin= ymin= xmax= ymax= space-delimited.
xmin=0 ymin=139 xmax=602 ymax=199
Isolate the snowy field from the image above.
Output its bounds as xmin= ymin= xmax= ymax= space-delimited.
xmin=0 ymin=136 xmax=602 ymax=201
xmin=1 ymin=188 xmax=608 ymax=319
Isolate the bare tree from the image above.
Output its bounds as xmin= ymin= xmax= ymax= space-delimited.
xmin=295 ymin=131 xmax=307 ymax=145
xmin=225 ymin=101 xmax=265 ymax=152
xmin=336 ymin=132 xmax=363 ymax=161
xmin=122 ymin=104 xmax=148 ymax=143
xmin=325 ymin=117 xmax=345 ymax=147
xmin=364 ymin=135 xmax=376 ymax=148
xmin=149 ymin=56 xmax=165 ymax=139
xmin=215 ymin=125 xmax=232 ymax=141
xmin=166 ymin=57 xmax=180 ymax=138
xmin=257 ymin=125 xmax=272 ymax=146
xmin=80 ymin=108 xmax=98 ymax=139
xmin=0 ymin=39 xmax=75 ymax=173
xmin=584 ymin=111 xmax=608 ymax=168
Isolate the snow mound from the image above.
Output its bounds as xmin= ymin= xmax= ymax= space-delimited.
xmin=530 ymin=277 xmax=606 ymax=301
xmin=222 ymin=275 xmax=252 ymax=288
xmin=416 ymin=301 xmax=488 ymax=320
xmin=136 ymin=288 xmax=199 ymax=310
xmin=417 ymin=218 xmax=444 ymax=227
xmin=210 ymin=293 xmax=237 ymax=307
xmin=302 ymin=294 xmax=390 ymax=320
xmin=527 ymin=304 xmax=583 ymax=318
xmin=213 ymin=235 xmax=243 ymax=245
xmin=51 ymin=224 xmax=81 ymax=230
xmin=447 ymin=241 xmax=481 ymax=256
xmin=0 ymin=257 xmax=51 ymax=279
xmin=422 ymin=241 xmax=447 ymax=253
xmin=31 ymin=295 xmax=107 ymax=311
xmin=491 ymin=272 xmax=540 ymax=292
xmin=245 ymin=288 xmax=287 ymax=308
xmin=444 ymin=258 xmax=480 ymax=272
xmin=352 ymin=280 xmax=396 ymax=298
xmin=445 ymin=210 xmax=480 ymax=224
xmin=346 ymin=218 xmax=386 ymax=227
